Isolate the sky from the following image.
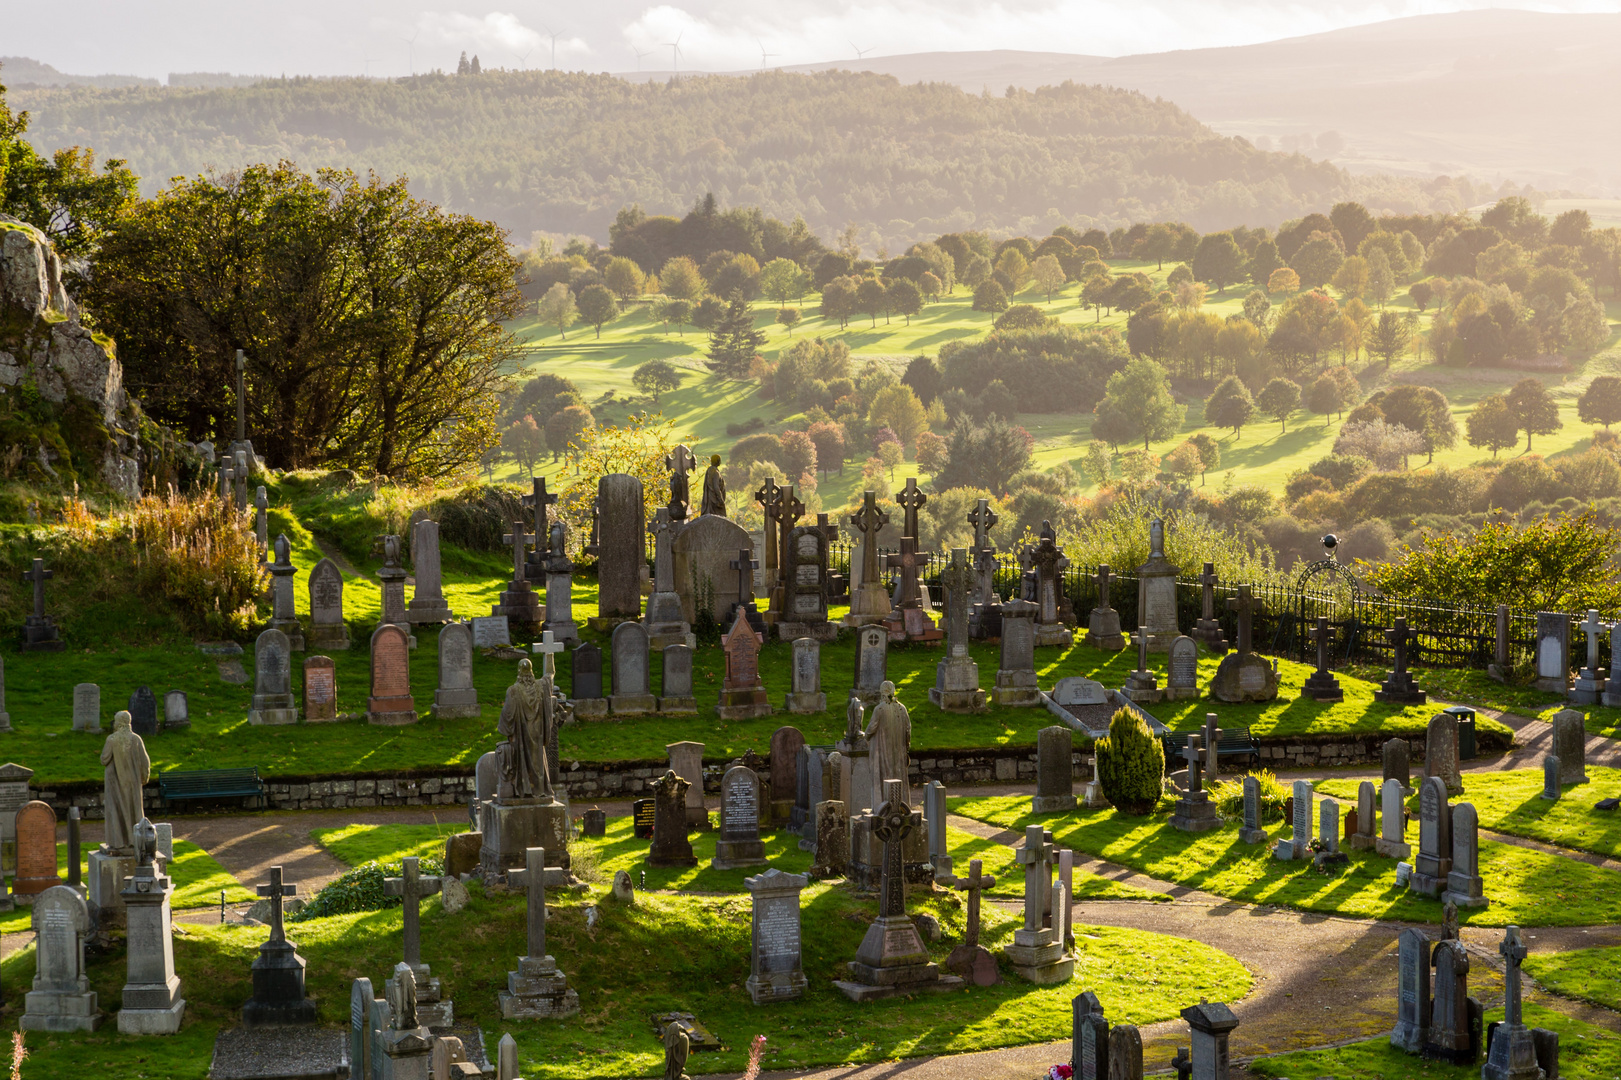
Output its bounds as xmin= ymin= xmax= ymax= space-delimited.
xmin=8 ymin=0 xmax=1621 ymax=79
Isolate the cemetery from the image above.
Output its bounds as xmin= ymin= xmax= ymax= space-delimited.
xmin=0 ymin=466 xmax=1619 ymax=1080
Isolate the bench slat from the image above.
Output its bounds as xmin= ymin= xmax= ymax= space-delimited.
xmin=159 ymin=767 xmax=266 ymax=805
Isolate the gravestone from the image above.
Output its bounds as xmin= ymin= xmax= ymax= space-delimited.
xmin=809 ymin=798 xmax=849 ymax=878
xmin=1314 ymin=798 xmax=1347 ymax=869
xmin=1287 ymin=780 xmax=1313 ymax=860
xmin=648 ymin=771 xmax=697 ymax=867
xmin=1410 ymin=777 xmax=1453 ymax=897
xmin=1181 ymin=999 xmax=1239 ymax=1080
xmin=1570 ymin=609 xmax=1609 ymax=703
xmin=241 ymin=866 xmax=317 ymax=1026
xmin=368 ymin=624 xmax=417 ymax=725
xmin=880 ymin=535 xmax=942 ymax=644
xmin=501 ymin=846 xmax=581 ymax=1019
xmin=117 ymin=818 xmax=185 ymax=1034
xmin=248 ymin=629 xmax=299 ymax=725
xmin=930 ymin=548 xmax=987 ymax=712
xmin=631 ymin=798 xmax=655 ymax=839
xmin=570 ymin=641 xmax=607 ymax=719
xmin=1106 ymin=1025 xmax=1143 ymax=1080
xmin=1549 ymin=709 xmax=1589 ymax=785
xmin=1239 ymin=776 xmax=1267 ymax=844
xmin=785 ymin=638 xmax=827 ymax=713
xmin=609 ymin=622 xmax=656 ymax=715
xmin=777 ymin=521 xmax=837 ymax=642
xmin=542 ymin=518 xmax=579 ymax=643
xmin=376 ymin=535 xmax=413 ymax=633
xmin=713 ymin=766 xmax=768 ymax=869
xmin=1377 ymin=777 xmax=1411 ymax=859
xmin=471 ymin=616 xmax=511 ymax=649
xmin=163 ymin=689 xmax=189 ymax=731
xmin=350 ymin=978 xmax=376 ymax=1080
xmin=1374 ymin=618 xmax=1427 ymax=705
xmin=1191 ymin=562 xmax=1228 ymax=653
xmin=1302 ymin=616 xmax=1343 ymax=701
xmin=266 ymin=535 xmax=304 ymax=650
xmin=1442 ymin=802 xmax=1488 ymax=909
xmin=384 ymin=855 xmax=452 ymax=1028
xmin=925 ymin=780 xmax=948 ymax=870
xmin=1383 ymin=737 xmax=1412 ymax=793
xmin=1169 ymin=734 xmax=1222 ymax=833
xmin=1034 ymin=726 xmax=1077 ymax=813
xmin=303 ymin=656 xmax=338 ymax=722
xmin=127 ymin=686 xmax=158 ymax=737
xmin=1164 ymin=635 xmax=1199 ymax=700
xmin=1122 ymin=631 xmax=1162 ymax=704
xmin=1604 ymin=623 xmax=1621 ymax=708
xmin=850 ymin=624 xmax=888 ymax=704
xmin=667 ymin=741 xmax=708 ymax=829
xmin=491 ymin=520 xmax=544 ymax=633
xmin=1210 ymin=586 xmax=1277 ymax=702
xmin=673 ymin=512 xmax=753 ymax=626
xmin=769 ymin=726 xmax=805 ymax=824
xmin=1087 ymin=564 xmax=1125 ymax=650
xmin=744 ymin=869 xmax=809 ymax=1003
xmin=20 ymin=886 xmax=101 ymax=1031
xmin=431 ymin=621 xmax=480 ymax=720
xmin=1390 ymin=927 xmax=1432 ymax=1052
xmin=72 ymin=682 xmax=101 ymax=732
xmin=717 ymin=608 xmax=772 ymax=719
xmin=1542 ymin=755 xmax=1561 ymax=800
xmin=993 ymin=598 xmax=1042 ymax=705
xmin=645 ymin=509 xmax=695 ymax=649
xmin=1023 ymin=530 xmax=1074 ymax=647
xmin=1535 ymin=611 xmax=1570 ymax=692
xmin=1428 ymin=937 xmax=1473 ymax=1064
xmin=658 ymin=643 xmax=698 ymax=714
xmin=1482 ymin=926 xmax=1543 ymax=1080
xmin=1073 ymin=991 xmax=1108 ymax=1080
xmin=15 ymin=800 xmax=59 ymax=895
xmin=1003 ymin=823 xmax=1073 ymax=983
xmin=1133 ymin=517 xmax=1179 ymax=651
xmin=1425 ymin=711 xmax=1464 ymax=796
xmin=20 ymin=557 xmax=64 ymax=651
xmin=406 ymin=519 xmax=455 ymax=625
xmin=1350 ymin=780 xmax=1378 ymax=850
xmin=305 ymin=558 xmax=351 ymax=651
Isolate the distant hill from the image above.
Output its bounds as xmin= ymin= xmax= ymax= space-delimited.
xmin=12 ymin=67 xmax=1466 ymax=249
xmin=626 ymin=10 xmax=1618 ymax=196
xmin=1 ymin=55 xmax=156 ymax=89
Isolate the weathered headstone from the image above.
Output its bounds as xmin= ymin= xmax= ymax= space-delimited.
xmin=1383 ymin=737 xmax=1412 ymax=793
xmin=406 ymin=519 xmax=455 ymax=625
xmin=1302 ymin=616 xmax=1343 ymax=701
xmin=645 ymin=509 xmax=695 ymax=649
xmin=648 ymin=771 xmax=697 ymax=867
xmin=1428 ymin=936 xmax=1474 ymax=1064
xmin=850 ymin=623 xmax=888 ymax=704
xmin=1003 ymin=823 xmax=1073 ymax=983
xmin=609 ymin=622 xmax=656 ymax=715
xmin=1284 ymin=780 xmax=1313 ymax=860
xmin=542 ymin=518 xmax=579 ymax=643
xmin=15 ymin=800 xmax=59 ymax=895
xmin=925 ymin=780 xmax=948 ymax=870
xmin=266 ymin=535 xmax=304 ymax=650
xmin=350 ymin=978 xmax=376 ymax=1080
xmin=777 ymin=521 xmax=836 ymax=641
xmin=717 ymin=608 xmax=772 ymax=719
xmin=666 ymin=740 xmax=707 ymax=829
xmin=1191 ymin=562 xmax=1228 ymax=653
xmin=126 ymin=685 xmax=159 ymax=737
xmin=1535 ymin=611 xmax=1570 ymax=692
xmin=1441 ymin=802 xmax=1488 ymax=909
xmin=1482 ymin=926 xmax=1542 ymax=1080
xmin=993 ymin=597 xmax=1042 ymax=705
xmin=1238 ymin=776 xmax=1267 ymax=844
xmin=844 ymin=491 xmax=893 ymax=627
xmin=809 ymin=798 xmax=849 ymax=878
xmin=241 ymin=866 xmax=316 ymax=1026
xmin=1349 ymin=780 xmax=1378 ymax=850
xmin=1390 ymin=926 xmax=1432 ymax=1052
xmin=1106 ymin=1025 xmax=1144 ymax=1080
xmin=1210 ymin=585 xmax=1277 ymax=702
xmin=117 ymin=818 xmax=185 ymax=1034
xmin=595 ymin=474 xmax=645 ymax=624
xmin=1087 ymin=564 xmax=1125 ymax=649
xmin=1034 ymin=726 xmax=1077 ymax=813
xmin=72 ymin=682 xmax=101 ymax=732
xmin=930 ymin=548 xmax=987 ymax=712
xmin=500 ymin=846 xmax=580 ymax=1019
xmin=1542 ymin=754 xmax=1561 ymax=800
xmin=1165 ymin=635 xmax=1199 ymax=700
xmin=305 ymin=557 xmax=351 ymax=651
xmin=1023 ymin=528 xmax=1074 ymax=647
xmin=1410 ymin=776 xmax=1453 ymax=897
xmin=658 ymin=643 xmax=698 ymax=714
xmin=19 ymin=885 xmax=101 ymax=1031
xmin=1376 ymin=777 xmax=1411 ymax=859
xmin=1604 ymin=623 xmax=1621 ymax=708
xmin=368 ymin=624 xmax=417 ymax=725
xmin=769 ymin=726 xmax=805 ymax=825
xmin=1133 ymin=517 xmax=1179 ymax=650
xmin=248 ymin=629 xmax=299 ymax=725
xmin=302 ymin=655 xmax=338 ymax=722
xmin=1425 ymin=711 xmax=1463 ymax=796
xmin=569 ymin=641 xmax=606 ymax=718
xmin=672 ymin=513 xmax=754 ymax=627
xmin=1314 ymin=798 xmax=1347 ymax=869
xmin=162 ymin=689 xmax=189 ymax=731
xmin=1073 ymin=990 xmax=1108 ymax=1080
xmin=743 ymin=869 xmax=809 ymax=1003
xmin=20 ymin=557 xmax=64 ymax=651
xmin=384 ymin=855 xmax=452 ymax=1028
xmin=1181 ymin=999 xmax=1239 ymax=1080
xmin=784 ymin=638 xmax=827 ymax=713
xmin=713 ymin=765 xmax=768 ymax=869
xmin=1549 ymin=709 xmax=1589 ymax=785
xmin=471 ymin=615 xmax=511 ymax=649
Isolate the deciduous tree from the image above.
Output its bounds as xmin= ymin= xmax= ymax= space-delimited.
xmin=1578 ymin=375 xmax=1621 ymax=429
xmin=577 ymin=283 xmax=619 ymax=337
xmin=1256 ymin=377 xmax=1301 ymax=433
xmin=1206 ymin=375 xmax=1255 ymax=439
xmin=1506 ymin=377 xmax=1563 ymax=451
xmin=1465 ymin=392 xmax=1518 ymax=459
xmin=632 ymin=358 xmax=682 ymax=403
xmin=1092 ymin=358 xmax=1183 ymax=451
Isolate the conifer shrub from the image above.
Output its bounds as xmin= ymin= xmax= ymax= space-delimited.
xmin=1094 ymin=707 xmax=1165 ymax=815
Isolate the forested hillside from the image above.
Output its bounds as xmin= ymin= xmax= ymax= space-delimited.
xmin=14 ymin=68 xmax=1464 ymax=249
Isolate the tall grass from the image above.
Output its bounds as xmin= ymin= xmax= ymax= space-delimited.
xmin=127 ymin=489 xmax=265 ymax=637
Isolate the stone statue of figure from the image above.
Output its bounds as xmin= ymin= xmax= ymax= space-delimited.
xmin=663 ymin=1022 xmax=691 ymax=1080
xmin=100 ymin=710 xmax=151 ymax=854
xmin=381 ymin=533 xmax=402 ymax=568
xmin=498 ymin=659 xmax=555 ymax=801
xmin=843 ymin=696 xmax=867 ymax=749
xmin=1149 ymin=516 xmax=1165 ymax=557
xmin=865 ymin=680 xmax=912 ymax=813
xmin=699 ymin=454 xmax=727 ymax=518
xmin=392 ymin=963 xmax=419 ymax=1030
xmin=1039 ymin=519 xmax=1056 ymax=544
xmin=548 ymin=519 xmax=567 ymax=562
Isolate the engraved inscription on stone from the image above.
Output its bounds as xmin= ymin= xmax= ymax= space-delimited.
xmin=374 ymin=634 xmax=409 ymax=696
xmin=306 ymin=669 xmax=335 ymax=709
xmin=795 ymin=595 xmax=819 ymax=614
xmin=796 ymin=565 xmax=819 ymax=586
xmin=725 ymin=784 xmax=758 ymax=831
xmin=757 ymin=901 xmax=799 ymax=962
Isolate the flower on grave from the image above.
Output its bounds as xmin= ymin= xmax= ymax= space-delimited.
xmin=744 ymin=1035 xmax=767 ymax=1080
xmin=1047 ymin=1065 xmax=1073 ymax=1080
xmin=1308 ymin=837 xmax=1326 ymax=854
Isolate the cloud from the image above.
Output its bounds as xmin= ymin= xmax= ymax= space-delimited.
xmin=414 ymin=11 xmax=592 ymax=63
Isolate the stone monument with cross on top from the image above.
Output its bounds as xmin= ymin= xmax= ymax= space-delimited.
xmin=1003 ymin=823 xmax=1073 ymax=983
xmin=771 ymin=484 xmax=806 ymax=621
xmin=1169 ymin=733 xmax=1223 ymax=832
xmin=894 ymin=479 xmax=933 ymax=612
xmin=1373 ymin=617 xmax=1427 ymax=704
xmin=944 ymin=858 xmax=999 ymax=985
xmin=844 ymin=491 xmax=893 ymax=626
xmin=1210 ymin=584 xmax=1278 ymax=702
xmin=1303 ymin=615 xmax=1344 ymax=701
xmin=1481 ymin=926 xmax=1546 ymax=1080
xmin=754 ymin=477 xmax=784 ymax=598
xmin=882 ymin=537 xmax=943 ymax=643
xmin=644 ymin=509 xmax=695 ymax=649
xmin=20 ymin=556 xmax=63 ymax=651
xmin=521 ymin=476 xmax=559 ymax=579
xmin=500 ymin=847 xmax=580 ymax=1019
xmin=241 ymin=866 xmax=317 ymax=1026
xmin=665 ymin=444 xmax=697 ymax=522
xmin=1192 ymin=562 xmax=1228 ymax=652
xmin=491 ymin=519 xmax=544 ymax=632
xmin=729 ymin=549 xmax=766 ymax=637
xmin=1571 ymin=608 xmax=1610 ymax=704
xmin=929 ymin=548 xmax=986 ymax=712
xmin=1022 ymin=531 xmax=1073 ymax=648
xmin=383 ymin=856 xmax=453 ymax=1027
xmin=1086 ymin=563 xmax=1125 ymax=649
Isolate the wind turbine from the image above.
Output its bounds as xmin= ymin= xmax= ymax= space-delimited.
xmin=663 ymin=32 xmax=683 ymax=77
xmin=541 ymin=24 xmax=567 ymax=70
xmin=633 ymin=45 xmax=652 ymax=72
xmin=512 ymin=49 xmax=533 ymax=69
xmin=757 ymin=39 xmax=779 ymax=70
xmin=363 ymin=56 xmax=381 ymax=78
xmin=850 ymin=41 xmax=874 ymax=60
xmin=401 ymin=29 xmax=420 ymax=75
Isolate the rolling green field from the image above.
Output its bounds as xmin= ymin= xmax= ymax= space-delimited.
xmin=501 ymin=258 xmax=1621 ymax=507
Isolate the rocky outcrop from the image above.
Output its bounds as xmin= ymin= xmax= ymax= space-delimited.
xmin=0 ymin=215 xmax=140 ymax=495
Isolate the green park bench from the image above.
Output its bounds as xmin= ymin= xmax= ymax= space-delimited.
xmin=158 ymin=767 xmax=268 ymax=810
xmin=1160 ymin=727 xmax=1261 ymax=772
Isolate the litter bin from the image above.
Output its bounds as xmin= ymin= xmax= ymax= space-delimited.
xmin=1445 ymin=704 xmax=1477 ymax=760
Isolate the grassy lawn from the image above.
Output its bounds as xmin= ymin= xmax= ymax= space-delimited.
xmin=951 ymin=795 xmax=1621 ymax=927
xmin=1524 ymin=946 xmax=1621 ymax=1012
xmin=2 ymin=874 xmax=1248 ymax=1079
xmin=1319 ymin=768 xmax=1621 ymax=861
xmin=1249 ymin=1002 xmax=1620 ymax=1079
xmin=0 ymin=838 xmax=251 ymax=934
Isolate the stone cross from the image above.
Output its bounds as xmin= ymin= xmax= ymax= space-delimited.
xmin=1200 ymin=562 xmax=1218 ymax=621
xmin=665 ymin=444 xmax=697 ymax=521
xmin=235 ymin=450 xmax=250 ymax=511
xmin=384 ymin=856 xmax=444 ymax=968
xmin=777 ymin=486 xmax=806 ymax=583
xmin=1201 ymin=713 xmax=1222 ymax=774
xmin=257 ymin=866 xmax=299 ymax=945
xmin=235 ymin=348 xmax=247 ymax=442
xmin=532 ymin=630 xmax=566 ymax=678
xmin=885 ymin=536 xmax=927 ymax=610
xmin=896 ymin=477 xmax=927 ymax=539
xmin=871 ymin=781 xmax=915 ymax=919
xmin=1385 ymin=618 xmax=1416 ymax=674
xmin=648 ymin=510 xmax=678 ymax=593
xmin=1500 ymin=925 xmax=1528 ymax=1026
xmin=1579 ymin=609 xmax=1606 ymax=673
xmin=849 ymin=492 xmax=890 ymax=586
xmin=1016 ymin=823 xmax=1055 ymax=933
xmin=730 ymin=550 xmax=758 ymax=609
xmin=22 ymin=558 xmax=52 ymax=620
xmin=1310 ymin=616 xmax=1333 ymax=671
xmin=968 ymin=498 xmax=997 ymax=553
xmin=1226 ymin=585 xmax=1261 ymax=655
xmin=950 ymin=858 xmax=996 ymax=948
xmin=940 ymin=548 xmax=974 ymax=649
xmin=755 ymin=477 xmax=783 ymax=584
xmin=584 ymin=498 xmax=600 ymax=558
xmin=507 ymin=846 xmax=550 ymax=960
xmin=1181 ymin=734 xmax=1205 ymax=795
xmin=255 ymin=486 xmax=269 ymax=550
xmin=503 ymin=521 xmax=533 ymax=584
xmin=219 ymin=459 xmax=236 ymax=503
xmin=523 ymin=477 xmax=558 ymax=559
xmin=1095 ymin=564 xmax=1112 ymax=610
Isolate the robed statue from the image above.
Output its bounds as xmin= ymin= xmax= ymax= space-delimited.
xmin=101 ymin=710 xmax=151 ymax=854
xmin=865 ymin=680 xmax=912 ymax=813
xmin=498 ymin=659 xmax=557 ymax=800
xmin=699 ymin=454 xmax=727 ymax=518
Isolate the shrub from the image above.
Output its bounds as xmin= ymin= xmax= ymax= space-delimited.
xmin=1209 ymin=770 xmax=1287 ymax=824
xmin=993 ymin=304 xmax=1051 ymax=331
xmin=1284 ymin=471 xmax=1333 ymax=503
xmin=1095 ymin=708 xmax=1164 ymax=815
xmin=290 ymin=856 xmax=445 ymax=921
xmin=129 ymin=490 xmax=266 ymax=637
xmin=725 ymin=417 xmax=766 ymax=437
